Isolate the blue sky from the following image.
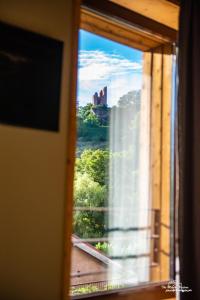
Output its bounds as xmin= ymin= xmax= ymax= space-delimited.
xmin=77 ymin=30 xmax=143 ymax=107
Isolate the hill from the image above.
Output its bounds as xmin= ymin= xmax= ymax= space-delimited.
xmin=76 ymin=90 xmax=141 ymax=156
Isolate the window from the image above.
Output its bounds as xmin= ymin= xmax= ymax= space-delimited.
xmin=64 ymin=1 xmax=178 ymax=299
xmin=70 ymin=34 xmax=174 ymax=298
xmin=71 ymin=31 xmax=151 ymax=295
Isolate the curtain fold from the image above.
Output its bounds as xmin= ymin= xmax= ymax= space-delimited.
xmin=178 ymin=0 xmax=200 ymax=299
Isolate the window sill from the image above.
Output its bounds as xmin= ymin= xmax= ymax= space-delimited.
xmin=72 ymin=281 xmax=175 ymax=300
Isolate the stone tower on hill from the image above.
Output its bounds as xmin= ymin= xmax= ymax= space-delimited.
xmin=93 ymin=87 xmax=107 ymax=106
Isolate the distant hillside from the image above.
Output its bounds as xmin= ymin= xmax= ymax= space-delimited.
xmin=77 ymin=90 xmax=141 ymax=156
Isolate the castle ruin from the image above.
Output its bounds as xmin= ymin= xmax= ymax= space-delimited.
xmin=92 ymin=86 xmax=107 ymax=106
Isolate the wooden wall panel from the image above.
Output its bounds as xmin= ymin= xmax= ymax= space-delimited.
xmin=151 ymin=47 xmax=163 ymax=211
xmin=160 ymin=44 xmax=173 ymax=281
xmin=149 ymin=44 xmax=173 ymax=282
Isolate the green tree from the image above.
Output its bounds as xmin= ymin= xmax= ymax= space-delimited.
xmin=78 ymin=103 xmax=93 ymax=120
xmin=84 ymin=113 xmax=100 ymax=127
xmin=95 ymin=242 xmax=111 ymax=255
xmin=76 ymin=149 xmax=109 ymax=186
xmin=73 ymin=173 xmax=107 ymax=238
xmin=78 ymin=103 xmax=100 ymax=127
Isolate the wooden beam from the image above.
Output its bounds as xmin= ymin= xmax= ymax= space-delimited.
xmin=110 ymin=0 xmax=179 ymax=31
xmin=151 ymin=47 xmax=163 ymax=212
xmin=160 ymin=44 xmax=173 ymax=281
xmin=81 ymin=9 xmax=163 ymax=52
xmin=150 ymin=47 xmax=163 ymax=281
xmin=149 ymin=44 xmax=173 ymax=282
xmin=81 ymin=0 xmax=177 ymax=42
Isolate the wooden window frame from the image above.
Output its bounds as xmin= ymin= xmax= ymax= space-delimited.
xmin=64 ymin=1 xmax=177 ymax=299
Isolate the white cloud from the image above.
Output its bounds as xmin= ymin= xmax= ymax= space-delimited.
xmin=77 ymin=50 xmax=142 ymax=106
xmin=78 ymin=50 xmax=142 ymax=81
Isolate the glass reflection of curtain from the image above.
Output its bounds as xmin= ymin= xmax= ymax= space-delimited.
xmin=108 ymin=53 xmax=151 ymax=286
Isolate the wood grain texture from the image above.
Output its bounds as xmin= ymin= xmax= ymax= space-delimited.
xmin=149 ymin=44 xmax=173 ymax=282
xmin=110 ymin=0 xmax=179 ymax=30
xmin=82 ymin=0 xmax=178 ymax=42
xmin=151 ymin=47 xmax=163 ymax=212
xmin=160 ymin=44 xmax=173 ymax=281
xmin=81 ymin=9 xmax=161 ymax=51
xmin=149 ymin=47 xmax=162 ymax=281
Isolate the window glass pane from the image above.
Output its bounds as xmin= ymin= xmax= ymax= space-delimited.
xmin=70 ymin=29 xmax=172 ymax=297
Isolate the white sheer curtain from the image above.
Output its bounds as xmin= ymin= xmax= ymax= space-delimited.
xmin=108 ymin=64 xmax=151 ymax=286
